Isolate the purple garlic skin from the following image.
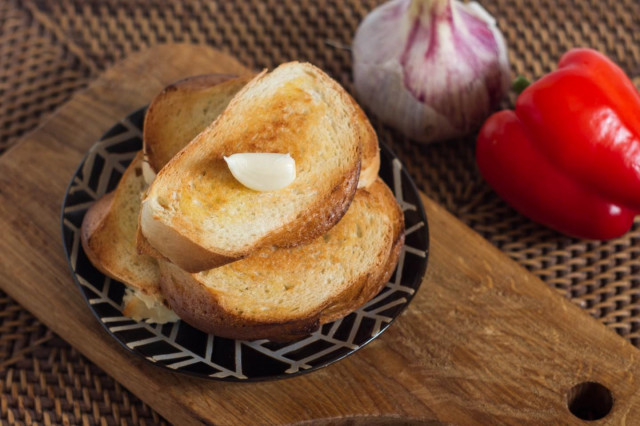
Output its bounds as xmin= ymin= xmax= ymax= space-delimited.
xmin=353 ymin=0 xmax=510 ymax=144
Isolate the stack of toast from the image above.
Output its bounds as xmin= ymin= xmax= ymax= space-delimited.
xmin=81 ymin=62 xmax=404 ymax=341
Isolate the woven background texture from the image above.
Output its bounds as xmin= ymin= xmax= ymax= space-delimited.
xmin=1 ymin=0 xmax=640 ymax=424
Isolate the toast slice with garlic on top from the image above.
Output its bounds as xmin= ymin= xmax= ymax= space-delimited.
xmin=140 ymin=62 xmax=365 ymax=272
xmin=159 ymin=178 xmax=404 ymax=341
xmin=82 ymin=71 xmax=382 ymax=324
xmin=142 ymin=73 xmax=380 ymax=188
xmin=81 ymin=153 xmax=178 ymax=323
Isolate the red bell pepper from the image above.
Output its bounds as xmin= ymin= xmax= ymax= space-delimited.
xmin=476 ymin=48 xmax=640 ymax=240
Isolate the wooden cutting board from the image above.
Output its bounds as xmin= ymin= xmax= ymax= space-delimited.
xmin=1 ymin=44 xmax=639 ymax=425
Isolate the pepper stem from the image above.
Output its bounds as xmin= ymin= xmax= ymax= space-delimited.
xmin=512 ymin=75 xmax=531 ymax=94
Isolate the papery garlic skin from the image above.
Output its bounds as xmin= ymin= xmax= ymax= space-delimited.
xmin=353 ymin=0 xmax=510 ymax=143
xmin=224 ymin=153 xmax=296 ymax=192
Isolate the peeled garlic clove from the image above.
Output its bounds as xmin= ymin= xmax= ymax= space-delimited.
xmin=353 ymin=0 xmax=510 ymax=144
xmin=224 ymin=153 xmax=296 ymax=192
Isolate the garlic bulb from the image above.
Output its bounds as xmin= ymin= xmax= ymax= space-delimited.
xmin=224 ymin=153 xmax=296 ymax=192
xmin=353 ymin=0 xmax=510 ymax=143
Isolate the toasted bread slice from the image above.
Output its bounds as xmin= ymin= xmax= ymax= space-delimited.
xmin=143 ymin=74 xmax=254 ymax=174
xmin=140 ymin=62 xmax=364 ymax=272
xmin=143 ymin=74 xmax=380 ymax=188
xmin=81 ymin=153 xmax=178 ymax=323
xmin=349 ymin=94 xmax=380 ymax=190
xmin=159 ymin=179 xmax=404 ymax=341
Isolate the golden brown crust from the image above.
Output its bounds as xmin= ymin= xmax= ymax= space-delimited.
xmin=81 ymin=191 xmax=116 ymax=275
xmin=348 ymin=93 xmax=380 ymax=189
xmin=359 ymin=151 xmax=381 ymax=191
xmin=320 ymin=217 xmax=404 ymax=324
xmin=159 ymin=262 xmax=320 ymax=341
xmin=261 ymin=162 xmax=361 ymax=249
xmin=319 ymin=180 xmax=404 ymax=323
xmin=319 ymin=234 xmax=404 ymax=324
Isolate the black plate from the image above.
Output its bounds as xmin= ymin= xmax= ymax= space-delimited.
xmin=61 ymin=107 xmax=429 ymax=381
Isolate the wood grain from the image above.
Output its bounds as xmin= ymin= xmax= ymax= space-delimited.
xmin=1 ymin=44 xmax=639 ymax=425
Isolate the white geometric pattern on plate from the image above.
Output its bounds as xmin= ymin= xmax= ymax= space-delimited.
xmin=61 ymin=108 xmax=429 ymax=381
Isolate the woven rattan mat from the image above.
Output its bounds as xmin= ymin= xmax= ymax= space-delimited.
xmin=2 ymin=0 xmax=640 ymax=424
